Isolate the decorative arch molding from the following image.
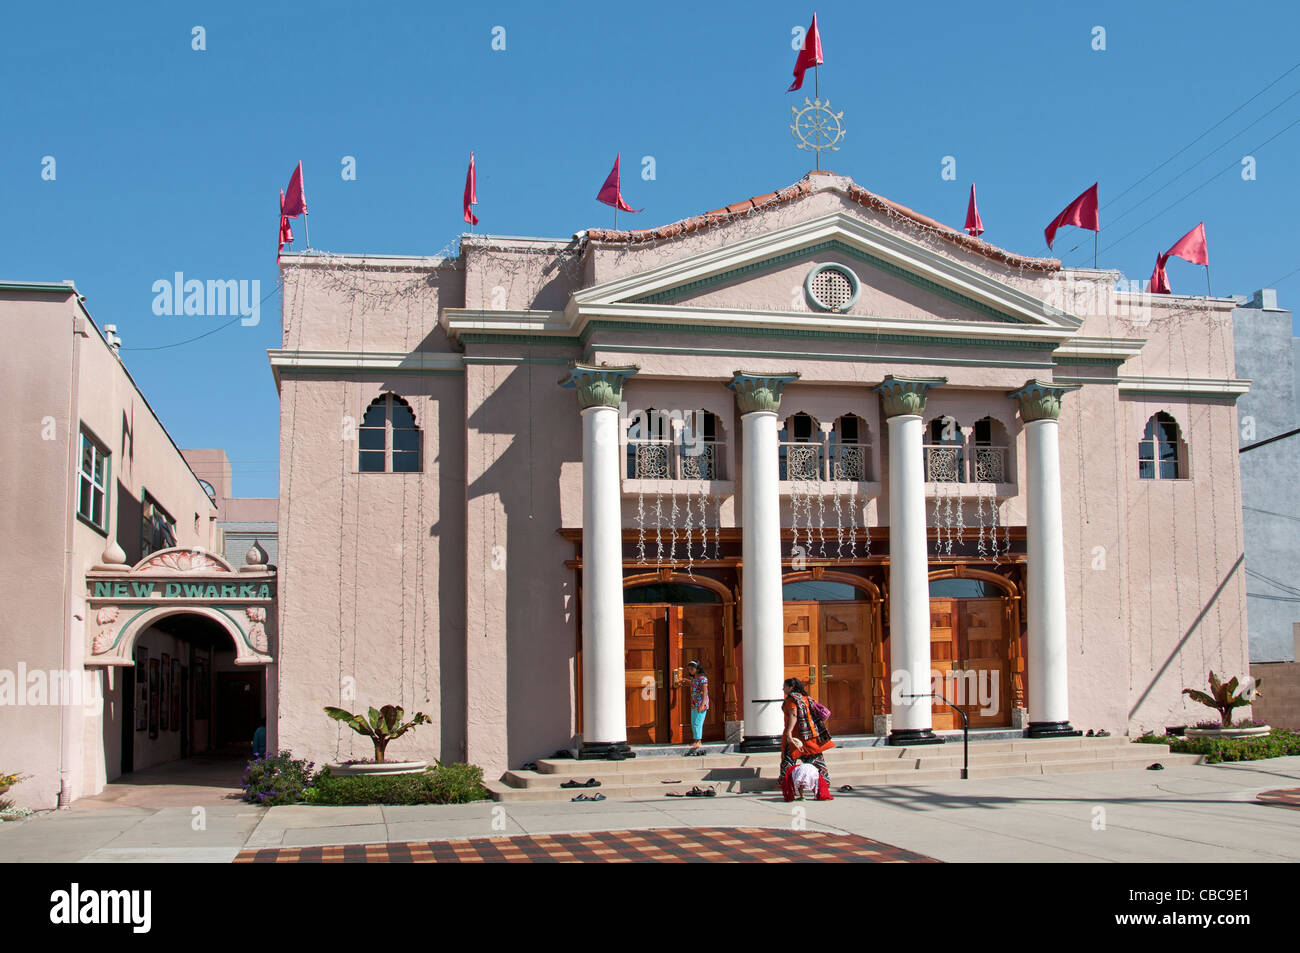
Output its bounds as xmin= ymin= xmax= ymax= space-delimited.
xmin=781 ymin=568 xmax=882 ymax=601
xmin=927 ymin=564 xmax=1020 ymax=598
xmin=622 ymin=569 xmax=734 ymax=604
xmin=364 ymin=389 xmax=422 ymax=429
xmin=1138 ymin=408 xmax=1190 ymax=446
xmin=131 ymin=547 xmax=236 ymax=574
xmin=87 ymin=604 xmax=272 ymax=668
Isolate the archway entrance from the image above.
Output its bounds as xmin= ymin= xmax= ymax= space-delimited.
xmin=622 ymin=577 xmax=730 ymax=744
xmin=927 ymin=568 xmax=1020 ymax=729
xmin=782 ymin=572 xmax=883 ymax=736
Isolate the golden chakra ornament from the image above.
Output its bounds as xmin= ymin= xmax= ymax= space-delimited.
xmin=790 ymin=97 xmax=845 ymax=169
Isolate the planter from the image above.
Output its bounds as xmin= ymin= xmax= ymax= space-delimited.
xmin=1184 ymin=726 xmax=1271 ymax=740
xmin=328 ymin=760 xmax=427 ymax=777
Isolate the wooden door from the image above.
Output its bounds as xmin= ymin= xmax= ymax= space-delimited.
xmin=624 ymin=607 xmax=667 ymax=744
xmin=783 ymin=603 xmax=817 ymax=693
xmin=928 ymin=598 xmax=958 ymax=730
xmin=668 ymin=605 xmax=724 ymax=743
xmin=957 ymin=599 xmax=1011 ymax=728
xmin=817 ymin=602 xmax=871 ymax=735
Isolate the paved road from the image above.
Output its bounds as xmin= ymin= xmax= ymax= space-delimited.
xmin=2 ymin=757 xmax=1298 ymax=863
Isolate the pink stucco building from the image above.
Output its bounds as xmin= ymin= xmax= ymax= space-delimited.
xmin=0 ymin=282 xmax=276 ymax=808
xmin=271 ymin=171 xmax=1252 ymax=779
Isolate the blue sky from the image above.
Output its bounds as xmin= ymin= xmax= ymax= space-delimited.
xmin=4 ymin=1 xmax=1299 ymax=496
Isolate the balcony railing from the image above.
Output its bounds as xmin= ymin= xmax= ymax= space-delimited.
xmin=924 ymin=444 xmax=1007 ymax=483
xmin=779 ymin=441 xmax=871 ymax=482
xmin=627 ymin=440 xmax=723 ymax=480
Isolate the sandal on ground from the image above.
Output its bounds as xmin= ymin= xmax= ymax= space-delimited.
xmin=590 ymin=793 xmax=606 ymax=801
xmin=571 ymin=793 xmax=590 ymax=801
xmin=584 ymin=778 xmax=601 ymax=787
xmin=703 ymin=787 xmax=716 ymax=797
xmin=1147 ymin=763 xmax=1164 ymax=770
xmin=1096 ymin=729 xmax=1111 ymax=737
xmin=1086 ymin=729 xmax=1095 ymax=737
xmin=560 ymin=779 xmax=583 ymax=788
xmin=685 ymin=786 xmax=707 ymax=797
xmin=660 ymin=779 xmax=683 ymax=784
xmin=839 ymin=785 xmax=854 ymax=792
xmin=521 ymin=762 xmax=537 ymax=771
xmin=665 ymin=791 xmax=684 ymax=797
xmin=554 ymin=749 xmax=574 ymax=759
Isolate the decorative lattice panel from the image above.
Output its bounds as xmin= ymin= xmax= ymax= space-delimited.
xmin=680 ymin=444 xmax=717 ymax=480
xmin=974 ymin=447 xmax=1005 ymax=483
xmin=633 ymin=443 xmax=670 ymax=479
xmin=832 ymin=445 xmax=868 ymax=481
xmin=785 ymin=444 xmax=822 ymax=481
xmin=925 ymin=447 xmax=962 ymax=483
xmin=809 ymin=267 xmax=854 ymax=311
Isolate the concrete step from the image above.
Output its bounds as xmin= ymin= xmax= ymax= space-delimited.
xmin=530 ymin=736 xmax=1132 ymax=776
xmin=488 ymin=743 xmax=1196 ymax=801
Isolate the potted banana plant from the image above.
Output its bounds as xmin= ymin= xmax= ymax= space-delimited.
xmin=323 ymin=704 xmax=432 ymax=776
xmin=1182 ymin=672 xmax=1269 ymax=738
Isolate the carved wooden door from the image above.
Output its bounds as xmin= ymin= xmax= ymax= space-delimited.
xmin=624 ymin=606 xmax=667 ymax=744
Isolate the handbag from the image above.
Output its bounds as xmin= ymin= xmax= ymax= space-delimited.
xmin=810 ymin=698 xmax=832 ymax=722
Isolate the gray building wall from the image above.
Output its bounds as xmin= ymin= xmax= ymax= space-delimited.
xmin=1233 ymin=289 xmax=1300 ymax=661
xmin=220 ymin=522 xmax=278 ymax=568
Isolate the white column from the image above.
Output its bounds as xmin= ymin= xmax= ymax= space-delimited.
xmin=876 ymin=376 xmax=947 ymax=745
xmin=887 ymin=414 xmax=935 ymax=738
xmin=741 ymin=409 xmax=784 ymax=741
xmin=1012 ymin=381 xmax=1078 ymax=737
xmin=728 ymin=371 xmax=799 ymax=750
xmin=562 ymin=364 xmax=638 ymax=759
xmin=582 ymin=404 xmax=626 ymax=746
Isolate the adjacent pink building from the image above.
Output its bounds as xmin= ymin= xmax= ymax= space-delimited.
xmin=271 ymin=171 xmax=1252 ymax=780
xmin=0 ymin=282 xmax=275 ymax=808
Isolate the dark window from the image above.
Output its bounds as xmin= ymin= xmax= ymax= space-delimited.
xmin=1139 ymin=412 xmax=1184 ymax=480
xmin=782 ymin=580 xmax=867 ymax=601
xmin=624 ymin=583 xmax=721 ymax=604
xmin=359 ymin=394 xmax=422 ymax=473
xmin=929 ymin=578 xmax=1001 ymax=598
xmin=141 ymin=492 xmax=177 ymax=558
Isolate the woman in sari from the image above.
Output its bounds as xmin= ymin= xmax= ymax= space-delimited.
xmin=780 ymin=677 xmax=834 ymax=801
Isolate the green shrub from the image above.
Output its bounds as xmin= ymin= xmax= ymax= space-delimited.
xmin=1132 ymin=729 xmax=1300 ymax=763
xmin=306 ymin=762 xmax=488 ymax=805
xmin=242 ymin=751 xmax=316 ymax=806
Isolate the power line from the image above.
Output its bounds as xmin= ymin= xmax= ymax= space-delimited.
xmin=122 ymin=280 xmax=284 ymax=352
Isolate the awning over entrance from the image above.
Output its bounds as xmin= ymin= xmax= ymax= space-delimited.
xmin=84 ymin=546 xmax=276 ymax=667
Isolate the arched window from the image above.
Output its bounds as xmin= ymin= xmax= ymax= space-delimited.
xmin=1139 ymin=412 xmax=1186 ymax=480
xmin=829 ymin=414 xmax=871 ymax=481
xmin=359 ymin=393 xmax=421 ymax=473
xmin=924 ymin=416 xmax=964 ymax=482
xmin=626 ymin=408 xmax=725 ymax=480
xmin=971 ymin=416 xmax=1009 ymax=483
xmin=778 ymin=412 xmax=821 ymax=481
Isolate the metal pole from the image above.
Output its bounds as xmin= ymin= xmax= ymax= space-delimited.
xmin=1093 ymin=231 xmax=1098 ymax=269
xmin=1205 ymin=264 xmax=1212 ymax=297
xmin=814 ymin=65 xmax=821 ymax=171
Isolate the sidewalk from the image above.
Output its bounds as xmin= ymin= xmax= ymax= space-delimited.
xmin=2 ymin=757 xmax=1298 ymax=863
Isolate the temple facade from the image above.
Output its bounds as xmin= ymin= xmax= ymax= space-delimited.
xmin=271 ymin=170 xmax=1251 ymax=778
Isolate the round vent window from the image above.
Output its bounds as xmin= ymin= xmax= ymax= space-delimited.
xmin=804 ymin=263 xmax=860 ymax=313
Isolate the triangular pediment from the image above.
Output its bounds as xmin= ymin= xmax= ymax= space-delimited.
xmin=569 ymin=211 xmax=1081 ymax=342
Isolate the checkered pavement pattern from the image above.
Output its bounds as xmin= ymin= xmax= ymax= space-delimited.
xmin=233 ymin=826 xmax=938 ymax=863
xmin=1256 ymin=787 xmax=1300 ymax=811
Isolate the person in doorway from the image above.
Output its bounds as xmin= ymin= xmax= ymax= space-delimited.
xmin=682 ymin=661 xmax=709 ymax=754
xmin=780 ymin=677 xmax=834 ymax=801
xmin=252 ymin=718 xmax=266 ymax=759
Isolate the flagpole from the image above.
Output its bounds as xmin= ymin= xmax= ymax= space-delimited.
xmin=301 ymin=165 xmax=310 ymax=250
xmin=814 ymin=65 xmax=821 ymax=171
xmin=1205 ymin=264 xmax=1212 ymax=298
xmin=1093 ymin=232 xmax=1097 ymax=269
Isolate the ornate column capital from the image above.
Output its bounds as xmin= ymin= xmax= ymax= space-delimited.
xmin=874 ymin=375 xmax=947 ymax=419
xmin=559 ymin=362 xmax=638 ymax=410
xmin=1007 ymin=379 xmax=1080 ymax=423
xmin=727 ymin=371 xmax=800 ymax=415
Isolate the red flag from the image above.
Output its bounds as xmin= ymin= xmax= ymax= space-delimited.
xmin=282 ymin=161 xmax=306 ymax=218
xmin=1165 ymin=221 xmax=1208 ymax=266
xmin=788 ymin=13 xmax=824 ymax=92
xmin=596 ymin=154 xmax=642 ymax=213
xmin=1147 ymin=253 xmax=1171 ymax=294
xmin=278 ymin=189 xmax=294 ymax=262
xmin=1044 ymin=183 xmax=1099 ymax=249
xmin=964 ymin=183 xmax=984 ymax=237
xmin=464 ymin=152 xmax=479 ymax=225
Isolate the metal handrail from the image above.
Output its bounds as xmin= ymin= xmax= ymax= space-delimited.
xmin=904 ymin=691 xmax=969 ymax=779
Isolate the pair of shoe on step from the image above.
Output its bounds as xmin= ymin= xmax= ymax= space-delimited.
xmin=1085 ymin=729 xmax=1111 ymax=737
xmin=684 ymin=748 xmax=707 ymax=757
xmin=571 ymin=793 xmax=606 ymax=802
xmin=666 ymin=785 xmax=716 ymax=798
xmin=560 ymin=778 xmax=602 ymax=788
